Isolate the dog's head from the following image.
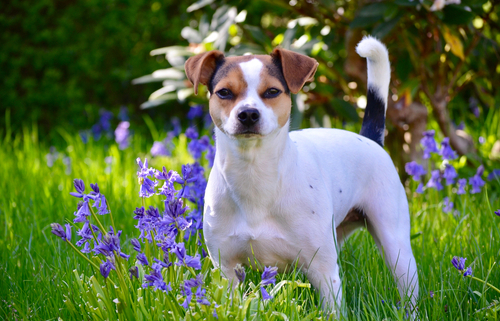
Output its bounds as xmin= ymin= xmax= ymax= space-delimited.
xmin=185 ymin=49 xmax=318 ymax=138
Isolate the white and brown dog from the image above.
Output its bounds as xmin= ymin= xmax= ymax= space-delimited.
xmin=185 ymin=36 xmax=419 ymax=313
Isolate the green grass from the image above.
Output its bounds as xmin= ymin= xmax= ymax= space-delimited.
xmin=1 ymin=122 xmax=500 ymax=320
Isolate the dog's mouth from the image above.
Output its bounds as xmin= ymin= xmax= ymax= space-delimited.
xmin=233 ymin=130 xmax=263 ymax=138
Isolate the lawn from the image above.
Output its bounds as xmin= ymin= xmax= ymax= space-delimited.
xmin=1 ymin=112 xmax=500 ymax=320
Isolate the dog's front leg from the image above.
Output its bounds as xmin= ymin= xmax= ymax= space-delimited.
xmin=304 ymin=247 xmax=343 ymax=316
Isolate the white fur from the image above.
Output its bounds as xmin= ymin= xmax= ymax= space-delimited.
xmin=203 ymin=39 xmax=419 ymax=315
xmin=356 ymin=36 xmax=391 ymax=105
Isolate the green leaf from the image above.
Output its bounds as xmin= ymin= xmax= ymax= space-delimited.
xmin=350 ymin=15 xmax=383 ymax=29
xmin=243 ymin=25 xmax=272 ymax=47
xmin=372 ymin=15 xmax=401 ymax=39
xmin=442 ymin=5 xmax=475 ymax=25
xmin=332 ymin=98 xmax=359 ymax=122
xmin=396 ymin=51 xmax=413 ymax=82
xmin=357 ymin=3 xmax=394 ymax=17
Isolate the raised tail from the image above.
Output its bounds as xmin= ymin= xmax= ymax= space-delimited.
xmin=356 ymin=36 xmax=390 ymax=147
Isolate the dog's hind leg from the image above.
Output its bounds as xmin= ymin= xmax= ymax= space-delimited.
xmin=365 ymin=186 xmax=419 ymax=312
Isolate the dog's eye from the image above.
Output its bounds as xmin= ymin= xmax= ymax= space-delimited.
xmin=263 ymin=88 xmax=281 ymax=98
xmin=216 ymin=88 xmax=233 ymax=99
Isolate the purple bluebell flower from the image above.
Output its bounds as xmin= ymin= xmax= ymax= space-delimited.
xmin=81 ymin=242 xmax=91 ymax=253
xmin=261 ymin=287 xmax=272 ymax=300
xmin=443 ymin=164 xmax=458 ymax=185
xmin=439 ymin=138 xmax=457 ymax=160
xmin=469 ymin=97 xmax=480 ymax=118
xmin=187 ymin=105 xmax=204 ymax=120
xmin=129 ymin=266 xmax=139 ymax=279
xmin=188 ymin=137 xmax=211 ymax=160
xmin=430 ymin=290 xmax=434 ymax=298
xmin=235 ymin=264 xmax=246 ymax=283
xmin=151 ymin=141 xmax=170 ymax=157
xmin=171 ymin=117 xmax=181 ymax=136
xmin=442 ymin=197 xmax=454 ymax=213
xmin=93 ymin=194 xmax=109 ymax=215
xmin=115 ymin=121 xmax=131 ymax=150
xmin=479 ymin=136 xmax=486 ymax=144
xmin=76 ymin=220 xmax=95 ymax=247
xmin=416 ymin=183 xmax=424 ymax=194
xmin=92 ymin=109 xmax=113 ymax=140
xmin=185 ymin=254 xmax=202 ymax=269
xmin=180 ymin=274 xmax=204 ymax=308
xmin=463 ymin=267 xmax=472 ymax=277
xmin=426 ymin=170 xmax=443 ymax=191
xmin=421 ymin=130 xmax=439 ymax=159
xmin=261 ymin=266 xmax=278 ymax=286
xmin=70 ymin=179 xmax=86 ymax=198
xmin=93 ymin=228 xmax=129 ymax=259
xmin=118 ymin=106 xmax=129 ymax=121
xmin=131 ymin=238 xmax=141 ymax=252
xmin=456 ymin=178 xmax=467 ymax=194
xmin=143 ymin=268 xmax=172 ymax=292
xmin=51 ymin=223 xmax=72 ymax=241
xmin=452 ymin=256 xmax=466 ymax=270
xmin=136 ymin=158 xmax=158 ymax=198
xmin=204 ymin=113 xmax=213 ymax=129
xmin=469 ymin=165 xmax=485 ymax=194
xmin=494 ymin=210 xmax=500 ymax=216
xmin=195 ymin=286 xmax=211 ymax=305
xmin=405 ymin=161 xmax=427 ymax=181
xmin=185 ymin=127 xmax=199 ymax=140
xmin=172 ymin=242 xmax=186 ymax=261
xmin=153 ymin=257 xmax=172 ymax=270
xmin=137 ymin=253 xmax=149 ymax=266
xmin=487 ymin=169 xmax=500 ymax=181
xmin=100 ymin=259 xmax=116 ymax=279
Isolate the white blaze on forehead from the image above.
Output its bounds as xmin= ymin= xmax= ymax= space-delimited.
xmin=239 ymin=59 xmax=263 ymax=92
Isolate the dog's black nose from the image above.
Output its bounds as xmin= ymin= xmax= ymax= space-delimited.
xmin=237 ymin=108 xmax=260 ymax=126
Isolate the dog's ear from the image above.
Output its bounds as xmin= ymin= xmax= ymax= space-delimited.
xmin=271 ymin=48 xmax=319 ymax=94
xmin=185 ymin=50 xmax=225 ymax=95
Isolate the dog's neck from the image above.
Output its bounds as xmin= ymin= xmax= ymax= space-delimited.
xmin=213 ymin=121 xmax=296 ymax=207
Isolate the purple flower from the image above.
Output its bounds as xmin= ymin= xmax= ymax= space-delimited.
xmin=487 ymin=169 xmax=500 ymax=181
xmin=143 ymin=269 xmax=171 ymax=292
xmin=261 ymin=266 xmax=278 ymax=286
xmin=188 ymin=136 xmax=211 ymax=160
xmin=235 ymin=264 xmax=246 ymax=283
xmin=136 ymin=158 xmax=158 ymax=198
xmin=51 ymin=223 xmax=72 ymax=241
xmin=185 ymin=254 xmax=201 ymax=269
xmin=456 ymin=178 xmax=467 ymax=194
xmin=131 ymin=238 xmax=141 ymax=252
xmin=261 ymin=287 xmax=272 ymax=300
xmin=187 ymin=105 xmax=204 ymax=120
xmin=115 ymin=121 xmax=131 ymax=150
xmin=180 ymin=274 xmax=204 ymax=308
xmin=195 ymin=286 xmax=211 ymax=305
xmin=442 ymin=197 xmax=454 ymax=213
xmin=416 ymin=183 xmax=424 ymax=194
xmin=452 ymin=256 xmax=466 ymax=270
xmin=76 ymin=220 xmax=97 ymax=247
xmin=206 ymin=145 xmax=216 ymax=168
xmin=151 ymin=141 xmax=170 ymax=157
xmin=426 ymin=170 xmax=443 ymax=191
xmin=443 ymin=164 xmax=458 ymax=185
xmin=405 ymin=161 xmax=427 ymax=181
xmin=92 ymin=109 xmax=113 ymax=140
xmin=71 ymin=179 xmax=85 ymax=197
xmin=494 ymin=210 xmax=500 ymax=216
xmin=463 ymin=267 xmax=472 ymax=277
xmin=100 ymin=259 xmax=116 ymax=279
xmin=171 ymin=117 xmax=181 ymax=136
xmin=469 ymin=165 xmax=485 ymax=194
xmin=137 ymin=253 xmax=149 ymax=266
xmin=430 ymin=290 xmax=434 ymax=298
xmin=185 ymin=127 xmax=199 ymax=140
xmin=439 ymin=137 xmax=457 ymax=160
xmin=93 ymin=194 xmax=109 ymax=215
xmin=421 ymin=130 xmax=439 ymax=159
xmin=118 ymin=106 xmax=129 ymax=121
xmin=93 ymin=228 xmax=129 ymax=259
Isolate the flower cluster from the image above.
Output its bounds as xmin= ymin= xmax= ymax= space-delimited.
xmin=451 ymin=256 xmax=472 ymax=277
xmin=260 ymin=266 xmax=278 ymax=300
xmin=405 ymin=130 xmax=497 ymax=214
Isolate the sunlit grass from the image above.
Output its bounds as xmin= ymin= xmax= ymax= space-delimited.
xmin=1 ymin=123 xmax=499 ymax=320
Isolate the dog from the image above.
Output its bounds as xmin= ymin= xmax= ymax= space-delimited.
xmin=184 ymin=36 xmax=419 ymax=314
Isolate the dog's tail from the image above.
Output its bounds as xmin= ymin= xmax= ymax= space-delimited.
xmin=356 ymin=36 xmax=390 ymax=147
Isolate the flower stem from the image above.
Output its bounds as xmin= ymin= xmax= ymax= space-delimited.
xmin=66 ymin=239 xmax=100 ymax=270
xmin=467 ymin=275 xmax=500 ymax=294
xmin=106 ymin=198 xmax=116 ymax=233
xmin=89 ymin=204 xmax=107 ymax=234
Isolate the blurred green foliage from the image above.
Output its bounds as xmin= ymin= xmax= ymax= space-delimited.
xmin=0 ymin=0 xmax=191 ymax=139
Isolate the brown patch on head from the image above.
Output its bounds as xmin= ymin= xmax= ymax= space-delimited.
xmin=271 ymin=48 xmax=318 ymax=94
xmin=185 ymin=50 xmax=225 ymax=95
xmin=256 ymin=56 xmax=291 ymax=127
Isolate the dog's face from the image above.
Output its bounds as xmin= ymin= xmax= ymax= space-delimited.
xmin=185 ymin=49 xmax=318 ymax=138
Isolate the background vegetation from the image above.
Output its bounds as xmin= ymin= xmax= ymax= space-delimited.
xmin=1 ymin=0 xmax=500 ymax=319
